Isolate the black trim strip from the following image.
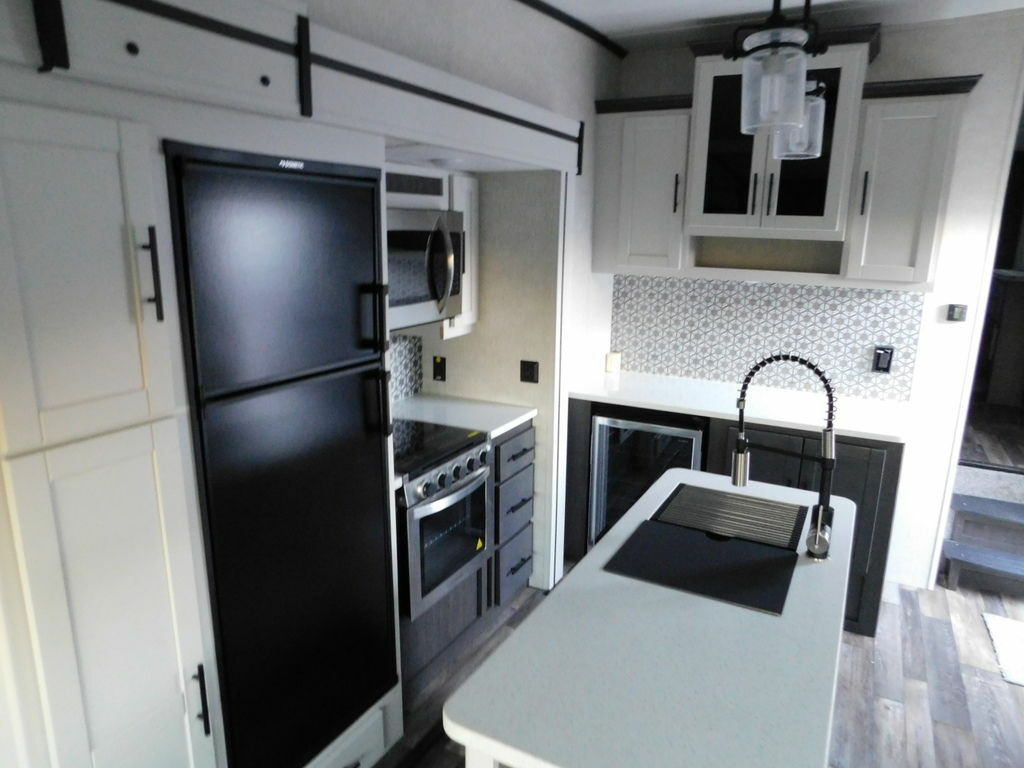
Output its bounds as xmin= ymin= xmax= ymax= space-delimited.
xmin=576 ymin=121 xmax=584 ymax=176
xmin=31 ymin=0 xmax=70 ymax=72
xmin=310 ymin=52 xmax=580 ymax=143
xmin=103 ymin=0 xmax=294 ymax=53
xmin=863 ymin=75 xmax=982 ymax=99
xmin=510 ymin=0 xmax=627 ymax=59
xmin=597 ymin=95 xmax=692 ymax=114
xmin=958 ymin=459 xmax=1024 ymax=477
xmin=297 ymin=15 xmax=312 ymax=118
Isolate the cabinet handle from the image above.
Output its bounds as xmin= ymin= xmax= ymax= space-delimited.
xmin=766 ymin=173 xmax=775 ymax=217
xmin=672 ymin=173 xmax=680 ymax=213
xmin=506 ymin=497 xmax=533 ymax=515
xmin=137 ymin=225 xmax=164 ymax=322
xmin=859 ymin=171 xmax=870 ymax=216
xmin=508 ymin=447 xmax=532 ymax=462
xmin=508 ymin=555 xmax=533 ymax=577
xmin=192 ymin=664 xmax=211 ymax=736
xmin=750 ymin=173 xmax=758 ymax=215
xmin=342 ymin=762 xmax=361 ymax=768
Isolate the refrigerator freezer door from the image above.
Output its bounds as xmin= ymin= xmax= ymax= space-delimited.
xmin=200 ymin=366 xmax=395 ymax=768
xmin=179 ymin=161 xmax=382 ymax=396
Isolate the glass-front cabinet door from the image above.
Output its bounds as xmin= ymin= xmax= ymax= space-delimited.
xmin=686 ymin=46 xmax=867 ymax=241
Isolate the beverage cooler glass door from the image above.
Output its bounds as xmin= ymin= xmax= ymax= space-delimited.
xmin=589 ymin=417 xmax=703 ymax=546
xmin=407 ymin=467 xmax=492 ymax=619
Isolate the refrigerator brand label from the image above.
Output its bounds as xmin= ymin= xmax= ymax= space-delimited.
xmin=278 ymin=159 xmax=305 ymax=169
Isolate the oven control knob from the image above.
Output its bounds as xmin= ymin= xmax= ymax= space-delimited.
xmin=479 ymin=448 xmax=490 ymax=464
xmin=466 ymin=457 xmax=477 ymax=471
xmin=452 ymin=464 xmax=463 ymax=481
xmin=437 ymin=472 xmax=448 ymax=489
xmin=418 ymin=480 xmax=435 ymax=498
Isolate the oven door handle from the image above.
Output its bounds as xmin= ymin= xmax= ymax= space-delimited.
xmin=412 ymin=466 xmax=489 ymax=520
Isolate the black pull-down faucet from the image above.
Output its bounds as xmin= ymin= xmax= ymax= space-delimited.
xmin=731 ymin=354 xmax=837 ymax=559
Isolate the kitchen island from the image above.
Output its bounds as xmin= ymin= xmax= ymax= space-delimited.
xmin=443 ymin=468 xmax=855 ymax=768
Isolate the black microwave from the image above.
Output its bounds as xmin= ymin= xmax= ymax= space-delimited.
xmin=387 ymin=208 xmax=464 ymax=330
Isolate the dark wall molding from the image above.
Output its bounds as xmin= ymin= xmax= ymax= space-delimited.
xmin=31 ymin=0 xmax=70 ymax=71
xmin=689 ymin=23 xmax=882 ymax=62
xmin=596 ymin=74 xmax=982 ymax=114
xmin=510 ymin=0 xmax=627 ymax=59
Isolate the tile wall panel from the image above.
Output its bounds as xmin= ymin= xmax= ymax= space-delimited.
xmin=610 ymin=275 xmax=924 ymax=401
xmin=390 ymin=333 xmax=423 ymax=401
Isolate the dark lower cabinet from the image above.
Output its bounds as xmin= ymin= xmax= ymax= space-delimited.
xmin=707 ymin=419 xmax=901 ymax=636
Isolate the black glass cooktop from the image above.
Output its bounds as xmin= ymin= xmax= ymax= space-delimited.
xmin=392 ymin=419 xmax=487 ymax=477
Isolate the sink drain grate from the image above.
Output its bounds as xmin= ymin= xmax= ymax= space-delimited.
xmin=655 ymin=485 xmax=807 ymax=550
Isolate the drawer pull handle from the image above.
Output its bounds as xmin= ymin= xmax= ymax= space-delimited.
xmin=507 ymin=497 xmax=533 ymax=515
xmin=508 ymin=447 xmax=532 ymax=462
xmin=508 ymin=555 xmax=533 ymax=577
xmin=192 ymin=664 xmax=211 ymax=736
xmin=342 ymin=761 xmax=361 ymax=768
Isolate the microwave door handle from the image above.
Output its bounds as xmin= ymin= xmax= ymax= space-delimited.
xmin=411 ymin=466 xmax=489 ymax=520
xmin=435 ymin=218 xmax=456 ymax=314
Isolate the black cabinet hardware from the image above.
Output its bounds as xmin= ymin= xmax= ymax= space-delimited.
xmin=508 ymin=555 xmax=533 ymax=577
xmin=750 ymin=173 xmax=758 ymax=215
xmin=192 ymin=663 xmax=211 ymax=736
xmin=766 ymin=173 xmax=775 ymax=217
xmin=138 ymin=225 xmax=164 ymax=321
xmin=508 ymin=448 xmax=531 ymax=462
xmin=672 ymin=173 xmax=680 ymax=213
xmin=507 ymin=497 xmax=533 ymax=515
xmin=860 ymin=171 xmax=870 ymax=215
xmin=342 ymin=762 xmax=361 ymax=768
xmin=358 ymin=283 xmax=389 ymax=353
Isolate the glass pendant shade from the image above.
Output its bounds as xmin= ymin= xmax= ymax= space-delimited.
xmin=772 ymin=87 xmax=825 ymax=160
xmin=740 ymin=27 xmax=809 ymax=136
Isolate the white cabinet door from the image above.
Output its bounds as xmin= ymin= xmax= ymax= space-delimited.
xmin=0 ymin=101 xmax=174 ymax=455
xmin=843 ymin=97 xmax=962 ymax=283
xmin=617 ymin=113 xmax=689 ymax=272
xmin=4 ymin=419 xmax=215 ymax=768
xmin=442 ymin=174 xmax=479 ymax=339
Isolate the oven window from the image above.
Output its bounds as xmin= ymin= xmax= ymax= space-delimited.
xmin=420 ymin=488 xmax=486 ymax=595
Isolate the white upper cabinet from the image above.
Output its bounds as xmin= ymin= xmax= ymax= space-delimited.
xmin=685 ymin=46 xmax=867 ymax=241
xmin=843 ymin=97 xmax=963 ymax=284
xmin=0 ymin=101 xmax=174 ymax=456
xmin=593 ymin=112 xmax=689 ymax=275
xmin=5 ymin=419 xmax=215 ymax=768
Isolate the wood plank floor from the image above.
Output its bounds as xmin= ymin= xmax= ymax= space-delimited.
xmin=399 ymin=585 xmax=1024 ymax=768
xmin=961 ymin=403 xmax=1024 ymax=471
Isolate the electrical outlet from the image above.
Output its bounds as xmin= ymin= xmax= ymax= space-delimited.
xmin=520 ymin=360 xmax=539 ymax=383
xmin=433 ymin=356 xmax=446 ymax=381
xmin=872 ymin=345 xmax=894 ymax=373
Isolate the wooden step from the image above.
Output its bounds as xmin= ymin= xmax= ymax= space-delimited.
xmin=943 ymin=538 xmax=1024 ymax=590
xmin=952 ymin=493 xmax=1024 ymax=530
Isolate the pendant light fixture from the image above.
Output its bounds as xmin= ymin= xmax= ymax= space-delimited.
xmin=773 ymin=80 xmax=826 ymax=160
xmin=726 ymin=0 xmax=828 ymax=140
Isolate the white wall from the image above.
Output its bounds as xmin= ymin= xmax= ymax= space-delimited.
xmin=614 ymin=11 xmax=1024 ymax=588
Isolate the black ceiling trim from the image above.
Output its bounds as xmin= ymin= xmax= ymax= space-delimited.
xmin=597 ymin=95 xmax=692 ymax=114
xmin=690 ymin=23 xmax=882 ymax=63
xmin=296 ymin=15 xmax=313 ymax=117
xmin=595 ymin=75 xmax=982 ymax=114
xmin=863 ymin=75 xmax=982 ymax=99
xmin=310 ymin=52 xmax=580 ymax=143
xmin=511 ymin=0 xmax=627 ymax=59
xmin=31 ymin=0 xmax=70 ymax=71
xmin=576 ymin=121 xmax=584 ymax=175
xmin=79 ymin=0 xmax=579 ymax=149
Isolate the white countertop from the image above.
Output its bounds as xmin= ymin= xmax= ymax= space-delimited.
xmin=392 ymin=394 xmax=537 ymax=440
xmin=444 ymin=468 xmax=855 ymax=768
xmin=570 ymin=371 xmax=910 ymax=443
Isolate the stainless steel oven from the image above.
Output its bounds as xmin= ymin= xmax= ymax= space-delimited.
xmin=398 ymin=435 xmax=493 ymax=620
xmin=387 ymin=208 xmax=464 ymax=329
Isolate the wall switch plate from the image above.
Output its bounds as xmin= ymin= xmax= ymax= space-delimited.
xmin=433 ymin=356 xmax=446 ymax=381
xmin=947 ymin=304 xmax=968 ymax=322
xmin=872 ymin=345 xmax=895 ymax=373
xmin=520 ymin=360 xmax=539 ymax=383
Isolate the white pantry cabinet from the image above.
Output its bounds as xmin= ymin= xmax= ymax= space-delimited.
xmin=593 ymin=111 xmax=689 ymax=275
xmin=843 ymin=96 xmax=963 ymax=283
xmin=0 ymin=101 xmax=175 ymax=456
xmin=3 ymin=419 xmax=215 ymax=768
xmin=685 ymin=47 xmax=867 ymax=241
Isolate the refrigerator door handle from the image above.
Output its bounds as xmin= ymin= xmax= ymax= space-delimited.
xmin=358 ymin=283 xmax=389 ymax=353
xmin=381 ymin=370 xmax=392 ymax=437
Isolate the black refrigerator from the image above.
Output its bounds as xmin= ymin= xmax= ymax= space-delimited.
xmin=165 ymin=142 xmax=396 ymax=768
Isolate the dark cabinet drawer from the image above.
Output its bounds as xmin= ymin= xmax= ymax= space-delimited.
xmin=496 ymin=523 xmax=533 ymax=605
xmin=496 ymin=427 xmax=535 ymax=482
xmin=496 ymin=464 xmax=534 ymax=544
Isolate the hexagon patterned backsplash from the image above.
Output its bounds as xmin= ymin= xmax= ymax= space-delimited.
xmin=610 ymin=275 xmax=925 ymax=401
xmin=391 ymin=333 xmax=423 ymax=402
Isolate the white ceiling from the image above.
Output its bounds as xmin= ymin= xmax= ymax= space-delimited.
xmin=538 ymin=0 xmax=1024 ymax=43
